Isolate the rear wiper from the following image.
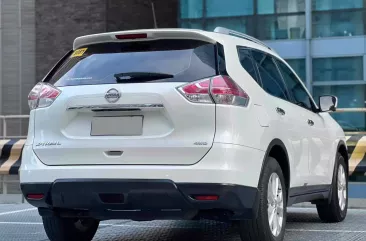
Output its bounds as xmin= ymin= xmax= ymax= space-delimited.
xmin=114 ymin=72 xmax=174 ymax=83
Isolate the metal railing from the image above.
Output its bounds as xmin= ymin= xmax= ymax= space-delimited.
xmin=336 ymin=108 xmax=366 ymax=113
xmin=0 ymin=115 xmax=29 ymax=139
xmin=335 ymin=108 xmax=366 ymax=134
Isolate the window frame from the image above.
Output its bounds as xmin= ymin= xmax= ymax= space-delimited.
xmin=249 ymin=47 xmax=319 ymax=113
xmin=312 ymin=55 xmax=364 ymax=82
xmin=311 ymin=8 xmax=365 ymax=38
xmin=250 ymin=48 xmax=291 ymax=101
xmin=236 ymin=46 xmax=262 ymax=86
xmin=273 ymin=57 xmax=319 ymax=113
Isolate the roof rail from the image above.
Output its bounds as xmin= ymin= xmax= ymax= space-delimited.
xmin=214 ymin=27 xmax=273 ymax=51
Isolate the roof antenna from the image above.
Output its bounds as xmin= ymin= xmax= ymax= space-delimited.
xmin=151 ymin=1 xmax=158 ymax=28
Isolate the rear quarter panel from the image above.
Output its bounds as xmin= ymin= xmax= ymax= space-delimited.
xmin=214 ymin=39 xmax=303 ymax=188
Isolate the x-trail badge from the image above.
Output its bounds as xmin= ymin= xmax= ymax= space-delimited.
xmin=105 ymin=88 xmax=121 ymax=103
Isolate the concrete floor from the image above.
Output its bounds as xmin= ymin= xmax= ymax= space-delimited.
xmin=0 ymin=204 xmax=365 ymax=241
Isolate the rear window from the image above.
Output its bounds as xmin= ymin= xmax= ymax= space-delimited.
xmin=47 ymin=39 xmax=218 ymax=87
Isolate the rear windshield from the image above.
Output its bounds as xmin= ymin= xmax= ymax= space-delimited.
xmin=47 ymin=39 xmax=218 ymax=87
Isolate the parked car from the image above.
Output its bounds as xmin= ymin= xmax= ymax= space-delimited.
xmin=20 ymin=27 xmax=348 ymax=241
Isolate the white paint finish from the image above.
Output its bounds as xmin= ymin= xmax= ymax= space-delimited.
xmin=264 ymin=40 xmax=306 ymax=59
xmin=264 ymin=96 xmax=311 ymax=188
xmin=33 ymin=83 xmax=216 ymax=166
xmin=21 ymin=29 xmax=343 ymax=208
xmin=308 ymin=113 xmax=345 ymax=185
xmin=307 ymin=112 xmax=333 ymax=185
xmin=20 ymin=143 xmax=265 ymax=188
xmin=311 ymin=36 xmax=365 ymax=57
xmin=253 ymin=104 xmax=270 ymax=127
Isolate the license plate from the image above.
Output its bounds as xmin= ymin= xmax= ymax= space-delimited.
xmin=91 ymin=116 xmax=143 ymax=136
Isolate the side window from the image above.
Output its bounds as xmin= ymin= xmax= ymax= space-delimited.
xmin=276 ymin=59 xmax=313 ymax=110
xmin=237 ymin=47 xmax=260 ymax=84
xmin=251 ymin=50 xmax=289 ymax=101
xmin=217 ymin=43 xmax=228 ymax=75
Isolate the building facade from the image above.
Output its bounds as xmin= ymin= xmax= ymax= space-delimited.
xmin=0 ymin=0 xmax=363 ymax=136
xmin=180 ymin=0 xmax=366 ymax=132
xmin=0 ymin=0 xmax=177 ymax=137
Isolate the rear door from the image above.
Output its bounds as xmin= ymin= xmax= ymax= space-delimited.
xmin=251 ymin=50 xmax=311 ymax=188
xmin=33 ymin=39 xmax=218 ymax=165
xmin=274 ymin=58 xmax=330 ymax=185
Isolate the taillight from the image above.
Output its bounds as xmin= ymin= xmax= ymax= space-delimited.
xmin=177 ymin=75 xmax=249 ymax=107
xmin=210 ymin=76 xmax=249 ymax=107
xmin=28 ymin=82 xmax=61 ymax=110
xmin=177 ymin=79 xmax=213 ymax=103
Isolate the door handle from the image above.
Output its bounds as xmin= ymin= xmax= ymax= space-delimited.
xmin=308 ymin=119 xmax=314 ymax=126
xmin=276 ymin=107 xmax=285 ymax=115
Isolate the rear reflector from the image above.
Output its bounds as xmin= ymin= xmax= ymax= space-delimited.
xmin=27 ymin=194 xmax=44 ymax=200
xmin=192 ymin=195 xmax=219 ymax=201
xmin=115 ymin=33 xmax=147 ymax=40
xmin=177 ymin=75 xmax=249 ymax=107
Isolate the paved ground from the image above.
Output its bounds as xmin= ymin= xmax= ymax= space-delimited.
xmin=0 ymin=204 xmax=365 ymax=241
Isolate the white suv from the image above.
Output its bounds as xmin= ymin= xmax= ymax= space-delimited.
xmin=20 ymin=27 xmax=348 ymax=241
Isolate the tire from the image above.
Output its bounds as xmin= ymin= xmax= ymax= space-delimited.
xmin=42 ymin=216 xmax=99 ymax=241
xmin=316 ymin=153 xmax=348 ymax=222
xmin=239 ymin=157 xmax=287 ymax=241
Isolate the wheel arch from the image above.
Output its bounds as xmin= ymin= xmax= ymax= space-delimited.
xmin=259 ymin=139 xmax=290 ymax=199
xmin=337 ymin=140 xmax=348 ymax=174
xmin=326 ymin=140 xmax=348 ymax=205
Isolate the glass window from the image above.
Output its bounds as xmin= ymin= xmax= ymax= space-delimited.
xmin=286 ymin=59 xmax=306 ymax=82
xmin=205 ymin=17 xmax=250 ymax=34
xmin=206 ymin=0 xmax=254 ymax=17
xmin=257 ymin=15 xmax=306 ymax=40
xmin=237 ymin=48 xmax=260 ymax=84
xmin=312 ymin=11 xmax=363 ymax=38
xmin=180 ymin=0 xmax=203 ymax=19
xmin=258 ymin=0 xmax=305 ymax=14
xmin=252 ymin=50 xmax=289 ymax=100
xmin=313 ymin=85 xmax=366 ymax=131
xmin=48 ymin=40 xmax=217 ymax=87
xmin=313 ymin=57 xmax=363 ymax=82
xmin=180 ymin=20 xmax=203 ymax=30
xmin=312 ymin=0 xmax=363 ymax=11
xmin=276 ymin=59 xmax=313 ymax=110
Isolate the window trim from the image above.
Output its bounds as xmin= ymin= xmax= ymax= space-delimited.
xmin=249 ymin=47 xmax=319 ymax=113
xmin=312 ymin=56 xmax=364 ymax=82
xmin=236 ymin=46 xmax=262 ymax=86
xmin=250 ymin=48 xmax=292 ymax=101
xmin=273 ymin=57 xmax=319 ymax=113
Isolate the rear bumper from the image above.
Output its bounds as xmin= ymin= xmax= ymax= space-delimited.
xmin=20 ymin=143 xmax=265 ymax=188
xmin=21 ymin=179 xmax=259 ymax=221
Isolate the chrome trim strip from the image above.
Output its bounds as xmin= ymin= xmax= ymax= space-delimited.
xmin=67 ymin=104 xmax=164 ymax=111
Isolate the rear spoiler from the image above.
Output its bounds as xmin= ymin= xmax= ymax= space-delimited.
xmin=73 ymin=29 xmax=217 ymax=50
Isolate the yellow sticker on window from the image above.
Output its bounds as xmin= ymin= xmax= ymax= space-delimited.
xmin=71 ymin=48 xmax=88 ymax=58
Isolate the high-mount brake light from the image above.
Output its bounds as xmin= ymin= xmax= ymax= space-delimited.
xmin=177 ymin=75 xmax=249 ymax=107
xmin=28 ymin=82 xmax=61 ymax=110
xmin=115 ymin=33 xmax=147 ymax=40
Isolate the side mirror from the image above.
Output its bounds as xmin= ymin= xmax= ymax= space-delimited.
xmin=319 ymin=95 xmax=338 ymax=112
